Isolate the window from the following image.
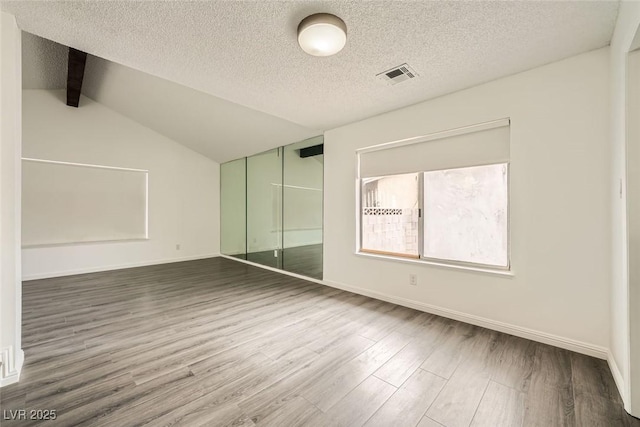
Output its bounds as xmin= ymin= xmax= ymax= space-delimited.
xmin=357 ymin=119 xmax=510 ymax=270
xmin=361 ymin=173 xmax=419 ymax=258
xmin=423 ymin=163 xmax=508 ymax=267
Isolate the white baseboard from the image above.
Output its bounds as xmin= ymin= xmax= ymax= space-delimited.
xmin=222 ymin=255 xmax=608 ymax=360
xmin=0 ymin=347 xmax=24 ymax=387
xmin=22 ymin=253 xmax=220 ymax=281
xmin=607 ymin=350 xmax=630 ymax=412
xmin=322 ymin=278 xmax=608 ymax=359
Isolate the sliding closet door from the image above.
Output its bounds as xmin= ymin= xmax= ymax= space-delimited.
xmin=246 ymin=148 xmax=283 ymax=268
xmin=220 ymin=158 xmax=246 ymax=258
xmin=282 ymin=136 xmax=323 ymax=279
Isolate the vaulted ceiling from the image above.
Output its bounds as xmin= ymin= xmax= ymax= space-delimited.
xmin=3 ymin=1 xmax=620 ymax=162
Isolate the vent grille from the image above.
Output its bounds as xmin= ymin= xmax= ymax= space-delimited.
xmin=377 ymin=63 xmax=418 ymax=85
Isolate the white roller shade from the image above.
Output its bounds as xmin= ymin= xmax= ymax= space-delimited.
xmin=22 ymin=159 xmax=148 ymax=247
xmin=358 ymin=119 xmax=510 ymax=178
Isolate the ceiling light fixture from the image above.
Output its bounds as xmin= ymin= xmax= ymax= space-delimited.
xmin=297 ymin=13 xmax=347 ymax=57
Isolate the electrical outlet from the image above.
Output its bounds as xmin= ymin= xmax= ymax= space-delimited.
xmin=274 ymin=250 xmax=278 ymax=257
xmin=409 ymin=274 xmax=418 ymax=286
xmin=176 ymin=244 xmax=181 ymax=250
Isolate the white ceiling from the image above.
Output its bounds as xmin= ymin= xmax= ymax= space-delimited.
xmin=4 ymin=1 xmax=619 ymax=157
xmin=20 ymin=33 xmax=320 ymax=163
xmin=81 ymin=55 xmax=320 ymax=163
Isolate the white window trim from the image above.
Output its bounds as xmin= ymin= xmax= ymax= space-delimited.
xmin=355 ymin=250 xmax=515 ymax=277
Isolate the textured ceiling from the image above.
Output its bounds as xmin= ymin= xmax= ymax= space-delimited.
xmin=2 ymin=1 xmax=619 ymax=131
xmin=81 ymin=56 xmax=319 ymax=163
xmin=21 ymin=35 xmax=319 ymax=163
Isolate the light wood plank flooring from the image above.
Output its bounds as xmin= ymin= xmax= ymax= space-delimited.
xmin=0 ymin=257 xmax=637 ymax=426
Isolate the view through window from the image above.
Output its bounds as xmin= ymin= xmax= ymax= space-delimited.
xmin=361 ymin=173 xmax=419 ymax=258
xmin=360 ymin=163 xmax=509 ymax=269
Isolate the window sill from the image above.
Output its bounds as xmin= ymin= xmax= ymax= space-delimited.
xmin=355 ymin=251 xmax=514 ymax=278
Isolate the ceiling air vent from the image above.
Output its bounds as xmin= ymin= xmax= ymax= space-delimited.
xmin=377 ymin=63 xmax=418 ymax=85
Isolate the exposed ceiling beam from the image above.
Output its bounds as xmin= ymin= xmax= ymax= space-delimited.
xmin=66 ymin=47 xmax=87 ymax=107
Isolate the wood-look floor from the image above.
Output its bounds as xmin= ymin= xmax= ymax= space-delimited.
xmin=0 ymin=257 xmax=637 ymax=427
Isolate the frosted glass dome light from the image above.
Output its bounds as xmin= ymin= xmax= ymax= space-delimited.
xmin=297 ymin=13 xmax=347 ymax=57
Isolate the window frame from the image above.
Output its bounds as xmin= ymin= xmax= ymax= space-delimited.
xmin=355 ymin=119 xmax=512 ymax=273
xmin=358 ymin=163 xmax=510 ymax=271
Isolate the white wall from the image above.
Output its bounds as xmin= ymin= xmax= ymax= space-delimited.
xmin=324 ymin=48 xmax=611 ymax=357
xmin=627 ymin=48 xmax=640 ymax=419
xmin=82 ymin=55 xmax=319 ymax=164
xmin=0 ymin=12 xmax=24 ymax=386
xmin=21 ymin=31 xmax=66 ymax=90
xmin=610 ymin=1 xmax=640 ymax=416
xmin=22 ymin=90 xmax=220 ymax=279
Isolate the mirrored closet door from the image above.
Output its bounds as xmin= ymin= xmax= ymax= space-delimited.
xmin=220 ymin=136 xmax=323 ymax=279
